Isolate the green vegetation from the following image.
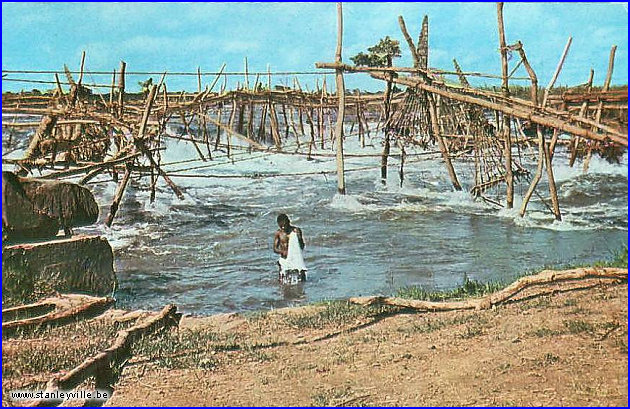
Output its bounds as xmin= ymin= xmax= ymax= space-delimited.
xmin=131 ymin=328 xmax=236 ymax=370
xmin=593 ymin=246 xmax=628 ymax=268
xmin=282 ymin=300 xmax=394 ymax=330
xmin=396 ymin=275 xmax=503 ymax=302
xmin=351 ymin=36 xmax=401 ymax=68
xmin=312 ymin=386 xmax=367 ymax=407
xmin=398 ymin=313 xmax=489 ymax=335
xmin=396 ymin=245 xmax=627 ymax=303
xmin=2 ymin=319 xmax=125 ymax=377
xmin=530 ymin=320 xmax=619 ymax=338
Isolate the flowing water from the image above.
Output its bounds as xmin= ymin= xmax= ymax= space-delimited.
xmin=3 ymin=124 xmax=628 ymax=315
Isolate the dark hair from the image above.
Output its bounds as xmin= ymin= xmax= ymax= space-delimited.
xmin=277 ymin=213 xmax=290 ymax=224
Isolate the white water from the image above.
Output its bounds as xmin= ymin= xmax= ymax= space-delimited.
xmin=3 ymin=124 xmax=628 ymax=314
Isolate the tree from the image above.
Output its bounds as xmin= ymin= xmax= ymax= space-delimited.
xmin=351 ymin=36 xmax=402 ymax=185
xmin=350 ymin=36 xmax=401 ymax=68
xmin=138 ymin=77 xmax=154 ymax=97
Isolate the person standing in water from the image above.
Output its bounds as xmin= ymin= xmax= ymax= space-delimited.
xmin=273 ymin=213 xmax=307 ymax=280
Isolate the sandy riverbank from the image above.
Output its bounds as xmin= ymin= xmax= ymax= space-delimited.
xmin=108 ymin=279 xmax=627 ymax=406
xmin=2 ymin=270 xmax=627 ymax=407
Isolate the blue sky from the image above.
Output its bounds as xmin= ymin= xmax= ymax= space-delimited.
xmin=2 ymin=2 xmax=628 ymax=93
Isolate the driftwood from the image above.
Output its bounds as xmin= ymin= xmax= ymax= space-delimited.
xmin=2 ymin=296 xmax=114 ymax=336
xmin=349 ymin=267 xmax=627 ymax=311
xmin=26 ymin=304 xmax=181 ymax=407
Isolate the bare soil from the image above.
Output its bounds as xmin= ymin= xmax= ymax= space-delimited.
xmin=104 ymin=281 xmax=628 ymax=406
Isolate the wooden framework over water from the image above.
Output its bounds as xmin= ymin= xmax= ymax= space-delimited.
xmin=2 ymin=2 xmax=627 ymax=226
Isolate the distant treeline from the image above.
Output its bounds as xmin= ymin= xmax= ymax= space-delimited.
xmin=478 ymin=84 xmax=628 ymax=100
xmin=3 ymin=83 xmax=627 ymax=99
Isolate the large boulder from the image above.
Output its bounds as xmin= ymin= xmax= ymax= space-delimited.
xmin=2 ymin=171 xmax=99 ymax=242
xmin=2 ymin=171 xmax=59 ymax=240
xmin=3 ymin=235 xmax=117 ymax=303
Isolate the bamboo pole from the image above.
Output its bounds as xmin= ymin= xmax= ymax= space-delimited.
xmin=334 ymin=2 xmax=346 ymax=195
xmin=497 ymin=2 xmax=513 ymax=208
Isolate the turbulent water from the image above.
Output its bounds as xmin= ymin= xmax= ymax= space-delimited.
xmin=3 ymin=124 xmax=628 ymax=315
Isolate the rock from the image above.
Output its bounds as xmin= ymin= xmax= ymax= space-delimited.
xmin=2 ymin=171 xmax=60 ymax=240
xmin=2 ymin=171 xmax=99 ymax=241
xmin=2 ymin=235 xmax=116 ymax=300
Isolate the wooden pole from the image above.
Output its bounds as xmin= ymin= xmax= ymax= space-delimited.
xmin=541 ymin=39 xmax=573 ymax=221
xmin=77 ymin=50 xmax=86 ymax=86
xmin=334 ymin=2 xmax=346 ymax=195
xmin=228 ymin=96 xmax=237 ymax=158
xmin=398 ymin=141 xmax=406 ymax=188
xmin=109 ymin=69 xmax=116 ymax=113
xmin=569 ymin=69 xmax=594 ymax=167
xmin=452 ymin=59 xmax=471 ymax=88
xmin=513 ymin=41 xmax=537 ymax=103
xmin=244 ymin=57 xmax=250 ymax=90
xmin=54 ymin=73 xmax=64 ymax=97
xmin=517 ymin=38 xmax=568 ymax=220
xmin=543 ymin=133 xmax=561 ymax=220
xmin=497 ymin=2 xmax=513 ymax=208
xmin=118 ymin=61 xmax=126 ymax=118
xmin=541 ymin=37 xmax=573 ymax=108
xmin=196 ymin=66 xmax=209 ymax=160
xmin=517 ymin=42 xmax=545 ymax=217
xmin=369 ymin=71 xmax=627 ymax=146
xmin=584 ymin=45 xmax=616 ymax=172
xmin=417 ymin=15 xmax=429 ymax=70
xmin=105 ymin=165 xmax=131 ymax=227
xmin=427 ymin=92 xmax=462 ymax=190
xmin=398 ymin=16 xmax=420 ymax=69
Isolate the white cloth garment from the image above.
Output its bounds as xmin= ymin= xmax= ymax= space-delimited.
xmin=278 ymin=231 xmax=307 ymax=273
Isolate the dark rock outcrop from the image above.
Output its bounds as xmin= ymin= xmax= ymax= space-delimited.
xmin=3 ymin=235 xmax=117 ymax=300
xmin=2 ymin=171 xmax=99 ymax=242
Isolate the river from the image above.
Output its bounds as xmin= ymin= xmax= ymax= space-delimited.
xmin=4 ymin=124 xmax=628 ymax=315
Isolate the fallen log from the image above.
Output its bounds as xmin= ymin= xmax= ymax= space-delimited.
xmin=26 ymin=304 xmax=181 ymax=407
xmin=2 ymin=296 xmax=114 ymax=336
xmin=349 ymin=267 xmax=627 ymax=311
